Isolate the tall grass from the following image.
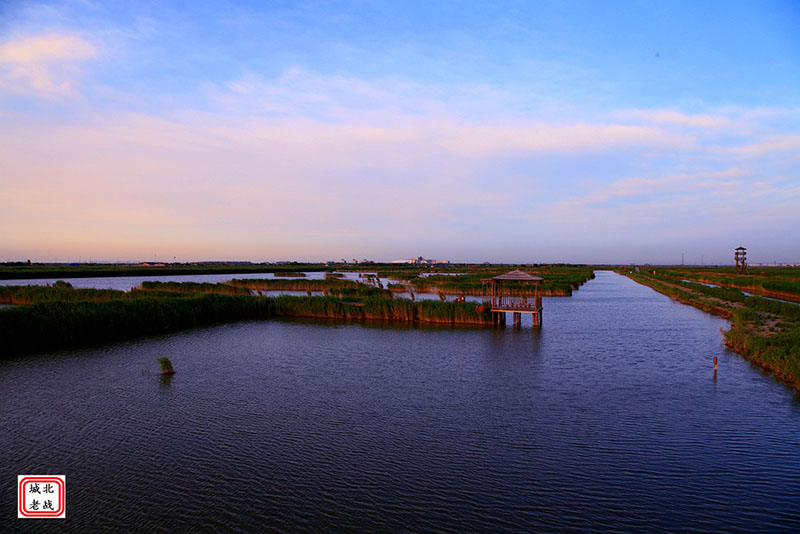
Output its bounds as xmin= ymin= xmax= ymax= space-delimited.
xmin=0 ymin=282 xmax=195 ymax=305
xmin=229 ymin=278 xmax=362 ymax=291
xmin=0 ymin=284 xmax=128 ymax=304
xmin=409 ymin=272 xmax=596 ymax=297
xmin=0 ymin=293 xmax=492 ymax=357
xmin=139 ymin=281 xmax=252 ymax=295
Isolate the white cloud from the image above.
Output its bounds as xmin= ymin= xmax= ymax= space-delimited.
xmin=0 ymin=32 xmax=98 ymax=97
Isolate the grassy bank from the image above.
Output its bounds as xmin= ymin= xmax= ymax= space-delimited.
xmin=229 ymin=278 xmax=361 ymax=291
xmin=0 ymin=281 xmax=193 ymax=304
xmin=0 ymin=287 xmax=492 ymax=358
xmin=227 ymin=278 xmax=392 ymax=298
xmin=0 ymin=262 xmax=597 ymax=298
xmin=620 ymin=269 xmax=800 ymax=390
xmin=139 ymin=281 xmax=253 ymax=295
xmin=650 ymin=266 xmax=800 ymax=303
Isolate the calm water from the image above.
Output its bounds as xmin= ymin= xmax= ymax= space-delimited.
xmin=0 ymin=270 xmax=463 ymax=301
xmin=0 ymin=271 xmax=333 ymax=291
xmin=1 ymin=271 xmax=799 ymax=532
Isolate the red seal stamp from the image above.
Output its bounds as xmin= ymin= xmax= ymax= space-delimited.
xmin=18 ymin=475 xmax=65 ymax=519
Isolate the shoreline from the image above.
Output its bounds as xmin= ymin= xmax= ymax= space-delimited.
xmin=0 ymin=293 xmax=495 ymax=358
xmin=621 ymin=271 xmax=800 ymax=391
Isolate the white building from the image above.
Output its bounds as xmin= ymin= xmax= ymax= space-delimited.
xmin=391 ymin=256 xmax=450 ymax=265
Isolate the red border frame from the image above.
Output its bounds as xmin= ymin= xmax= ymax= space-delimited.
xmin=18 ymin=477 xmax=64 ymax=517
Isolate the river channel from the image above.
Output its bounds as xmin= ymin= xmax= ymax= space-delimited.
xmin=1 ymin=271 xmax=798 ymax=532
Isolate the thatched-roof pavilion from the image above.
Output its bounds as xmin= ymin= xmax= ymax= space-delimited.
xmin=481 ymin=269 xmax=543 ymax=327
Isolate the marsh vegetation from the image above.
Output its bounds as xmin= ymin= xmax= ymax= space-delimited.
xmin=0 ymin=283 xmax=492 ymax=357
xmin=0 ymin=265 xmax=596 ymax=358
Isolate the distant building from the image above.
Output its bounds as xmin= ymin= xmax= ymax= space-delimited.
xmin=391 ymin=256 xmax=450 ymax=265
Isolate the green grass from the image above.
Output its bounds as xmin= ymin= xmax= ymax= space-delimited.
xmin=139 ymin=281 xmax=252 ymax=295
xmin=0 ymin=290 xmax=493 ymax=358
xmin=654 ymin=266 xmax=800 ymax=302
xmin=229 ymin=278 xmax=362 ymax=291
xmin=392 ymin=266 xmax=595 ymax=296
xmin=0 ymin=281 xmax=207 ymax=305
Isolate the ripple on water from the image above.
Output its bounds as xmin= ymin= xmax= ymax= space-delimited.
xmin=1 ymin=272 xmax=799 ymax=533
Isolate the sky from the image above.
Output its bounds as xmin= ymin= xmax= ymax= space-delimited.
xmin=0 ymin=0 xmax=798 ymax=264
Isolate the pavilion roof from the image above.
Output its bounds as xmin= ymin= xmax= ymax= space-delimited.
xmin=490 ymin=269 xmax=543 ymax=282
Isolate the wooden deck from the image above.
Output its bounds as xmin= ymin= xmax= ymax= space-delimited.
xmin=485 ymin=297 xmax=543 ymax=327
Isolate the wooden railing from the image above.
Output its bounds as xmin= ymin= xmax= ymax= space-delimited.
xmin=485 ymin=296 xmax=542 ymax=310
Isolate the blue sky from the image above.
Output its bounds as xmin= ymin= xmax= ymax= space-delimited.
xmin=1 ymin=0 xmax=798 ymax=264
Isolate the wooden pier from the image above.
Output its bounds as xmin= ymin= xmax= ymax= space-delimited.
xmin=482 ymin=269 xmax=543 ymax=328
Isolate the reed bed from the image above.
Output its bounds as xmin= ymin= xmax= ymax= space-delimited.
xmin=0 ymin=281 xmax=197 ymax=305
xmin=405 ymin=269 xmax=594 ymax=296
xmin=0 ymin=282 xmax=130 ymax=305
xmin=0 ymin=292 xmax=492 ymax=357
xmin=139 ymin=280 xmax=393 ymax=299
xmin=327 ymin=286 xmax=393 ymax=299
xmin=0 ymin=294 xmax=273 ymax=356
xmin=138 ymin=281 xmax=252 ymax=295
xmin=229 ymin=278 xmax=362 ymax=292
